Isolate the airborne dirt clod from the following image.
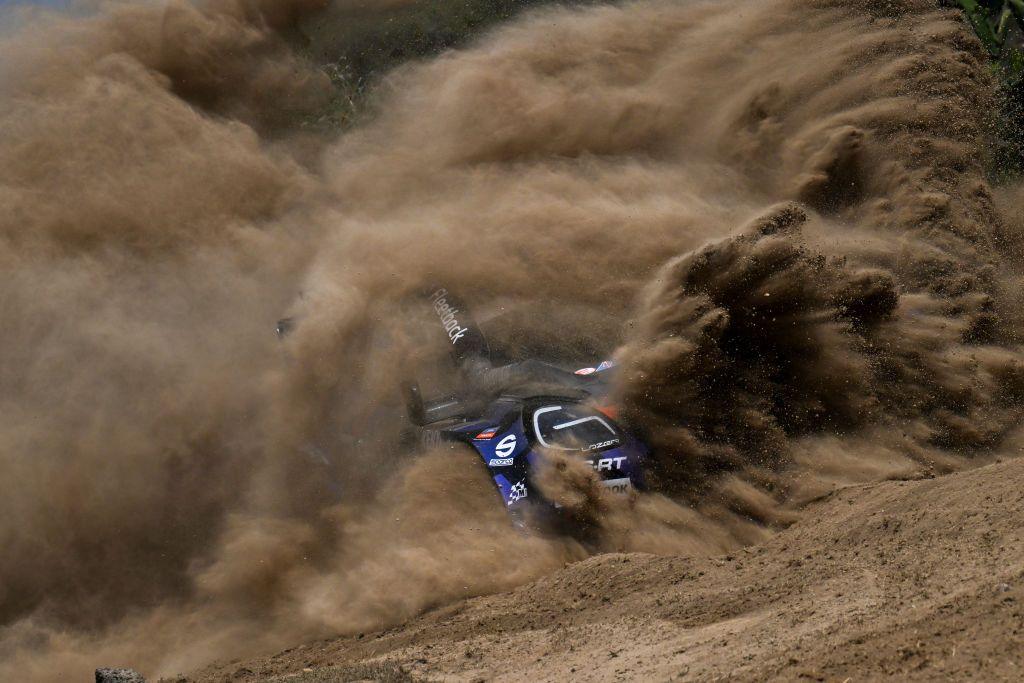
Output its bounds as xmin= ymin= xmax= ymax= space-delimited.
xmin=1 ymin=0 xmax=1024 ymax=680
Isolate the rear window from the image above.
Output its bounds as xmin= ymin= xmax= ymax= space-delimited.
xmin=530 ymin=404 xmax=620 ymax=452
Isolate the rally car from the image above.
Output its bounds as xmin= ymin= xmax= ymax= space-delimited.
xmin=276 ymin=287 xmax=649 ymax=531
xmin=402 ymin=288 xmax=648 ymax=528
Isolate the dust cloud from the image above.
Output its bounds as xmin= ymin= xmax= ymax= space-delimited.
xmin=1 ymin=0 xmax=1023 ymax=679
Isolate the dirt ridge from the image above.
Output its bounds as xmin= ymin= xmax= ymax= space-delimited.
xmin=189 ymin=454 xmax=1024 ymax=682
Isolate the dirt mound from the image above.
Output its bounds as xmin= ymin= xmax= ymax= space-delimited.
xmin=189 ymin=452 xmax=1024 ymax=682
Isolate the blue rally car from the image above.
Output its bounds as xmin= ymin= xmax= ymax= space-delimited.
xmin=403 ymin=288 xmax=648 ymax=528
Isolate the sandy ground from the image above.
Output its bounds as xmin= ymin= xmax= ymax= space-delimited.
xmin=187 ymin=456 xmax=1024 ymax=682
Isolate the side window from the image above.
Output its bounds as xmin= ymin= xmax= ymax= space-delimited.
xmin=531 ymin=404 xmax=620 ymax=452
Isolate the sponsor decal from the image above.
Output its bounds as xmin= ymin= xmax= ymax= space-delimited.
xmin=508 ymin=479 xmax=528 ymax=504
xmin=473 ymin=427 xmax=498 ymax=440
xmin=430 ymin=289 xmax=469 ymax=344
xmin=494 ymin=434 xmax=517 ymax=458
xmin=488 ymin=457 xmax=514 ymax=466
xmin=592 ymin=455 xmax=627 ymax=471
xmin=601 ymin=477 xmax=632 ymax=495
xmin=576 ymin=360 xmax=614 ymax=375
xmin=585 ymin=439 xmax=620 ymax=451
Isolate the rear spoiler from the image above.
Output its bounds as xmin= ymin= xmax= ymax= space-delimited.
xmin=428 ymin=287 xmax=490 ymax=367
xmin=402 ymin=287 xmax=492 ymax=426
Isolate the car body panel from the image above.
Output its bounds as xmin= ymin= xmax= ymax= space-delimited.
xmin=425 ymin=392 xmax=646 ymax=514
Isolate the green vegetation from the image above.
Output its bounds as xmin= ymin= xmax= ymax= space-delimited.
xmin=949 ymin=1 xmax=1024 ymax=176
xmin=296 ymin=0 xmax=586 ymax=131
xmin=955 ymin=0 xmax=1024 ymax=58
xmin=292 ymin=0 xmax=1024 ymax=174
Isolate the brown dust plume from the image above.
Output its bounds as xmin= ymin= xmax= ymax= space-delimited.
xmin=1 ymin=0 xmax=1023 ymax=679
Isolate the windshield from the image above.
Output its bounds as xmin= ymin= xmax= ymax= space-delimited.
xmin=530 ymin=404 xmax=620 ymax=451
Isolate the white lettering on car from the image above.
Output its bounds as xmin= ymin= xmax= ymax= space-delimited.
xmin=430 ymin=289 xmax=469 ymax=344
xmin=601 ymin=477 xmax=632 ymax=494
xmin=592 ymin=456 xmax=627 ymax=472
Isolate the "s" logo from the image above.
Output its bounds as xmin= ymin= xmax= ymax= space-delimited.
xmin=494 ymin=434 xmax=517 ymax=458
